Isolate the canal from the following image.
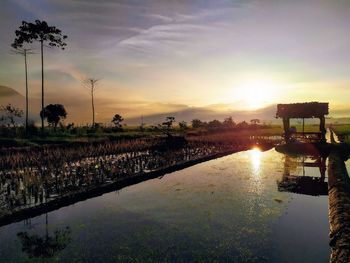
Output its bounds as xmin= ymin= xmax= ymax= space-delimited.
xmin=0 ymin=148 xmax=348 ymax=262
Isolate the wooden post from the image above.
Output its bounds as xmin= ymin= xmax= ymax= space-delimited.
xmin=283 ymin=117 xmax=290 ymax=143
xmin=320 ymin=116 xmax=326 ymax=142
xmin=302 ymin=118 xmax=305 ymax=137
xmin=319 ymin=156 xmax=326 ymax=180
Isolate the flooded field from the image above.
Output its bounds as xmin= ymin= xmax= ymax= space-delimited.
xmin=0 ymin=140 xmax=247 ymax=216
xmin=0 ymin=148 xmax=343 ymax=262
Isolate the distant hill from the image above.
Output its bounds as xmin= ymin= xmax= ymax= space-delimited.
xmin=126 ymin=103 xmax=350 ymax=125
xmin=0 ymin=85 xmax=42 ymax=122
xmin=126 ymin=104 xmax=278 ymax=125
xmin=0 ymin=85 xmax=22 ymax=98
xmin=0 ymin=85 xmax=25 ymax=108
xmin=1 ymin=85 xmax=349 ymax=125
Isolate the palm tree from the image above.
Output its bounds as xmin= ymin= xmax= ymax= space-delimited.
xmin=12 ymin=20 xmax=67 ymax=131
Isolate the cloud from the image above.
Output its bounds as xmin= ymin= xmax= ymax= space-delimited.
xmin=2 ymin=0 xmax=350 ymax=121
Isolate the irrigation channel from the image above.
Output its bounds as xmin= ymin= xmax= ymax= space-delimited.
xmin=0 ymin=134 xmax=349 ymax=262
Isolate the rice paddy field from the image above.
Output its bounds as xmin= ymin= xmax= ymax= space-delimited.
xmin=0 ymin=148 xmax=341 ymax=263
xmin=1 ymin=133 xmax=266 ymax=220
xmin=0 ymin=127 xmax=349 ymax=262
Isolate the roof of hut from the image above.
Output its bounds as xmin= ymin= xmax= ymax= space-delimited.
xmin=276 ymin=102 xmax=329 ymax=118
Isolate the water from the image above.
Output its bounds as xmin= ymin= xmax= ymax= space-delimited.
xmin=0 ymin=149 xmax=339 ymax=262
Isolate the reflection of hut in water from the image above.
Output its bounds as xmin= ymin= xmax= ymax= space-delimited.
xmin=277 ymin=154 xmax=328 ymax=196
xmin=276 ymin=102 xmax=329 ymax=143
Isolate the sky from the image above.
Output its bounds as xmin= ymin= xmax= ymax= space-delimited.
xmin=1 ymin=0 xmax=350 ymax=124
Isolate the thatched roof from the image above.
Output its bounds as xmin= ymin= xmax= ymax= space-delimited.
xmin=276 ymin=102 xmax=329 ymax=118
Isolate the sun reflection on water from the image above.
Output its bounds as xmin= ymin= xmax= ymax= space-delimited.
xmin=250 ymin=147 xmax=262 ymax=173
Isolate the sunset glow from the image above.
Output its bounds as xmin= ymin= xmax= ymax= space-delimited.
xmin=236 ymin=78 xmax=280 ymax=110
xmin=1 ymin=1 xmax=349 ymax=262
xmin=1 ymin=0 xmax=350 ymax=124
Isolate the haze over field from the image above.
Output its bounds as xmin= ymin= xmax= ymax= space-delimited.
xmin=1 ymin=0 xmax=350 ymax=124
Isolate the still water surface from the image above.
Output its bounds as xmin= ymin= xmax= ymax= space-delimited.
xmin=0 ymin=149 xmax=341 ymax=262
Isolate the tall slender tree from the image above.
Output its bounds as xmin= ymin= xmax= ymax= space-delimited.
xmin=83 ymin=78 xmax=100 ymax=127
xmin=12 ymin=20 xmax=67 ymax=131
xmin=10 ymin=47 xmax=35 ymax=131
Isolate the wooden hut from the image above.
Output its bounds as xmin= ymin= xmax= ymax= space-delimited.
xmin=276 ymin=102 xmax=329 ymax=143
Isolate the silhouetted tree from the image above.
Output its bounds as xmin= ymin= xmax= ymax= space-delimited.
xmin=223 ymin=116 xmax=236 ymax=129
xmin=162 ymin=116 xmax=175 ymax=128
xmin=10 ymin=47 xmax=35 ymax=131
xmin=160 ymin=116 xmax=175 ymax=137
xmin=139 ymin=115 xmax=145 ymax=132
xmin=250 ymin=119 xmax=260 ymax=125
xmin=12 ymin=20 xmax=67 ymax=131
xmin=83 ymin=78 xmax=100 ymax=126
xmin=0 ymin=104 xmax=23 ymax=127
xmin=66 ymin=123 xmax=74 ymax=131
xmin=207 ymin=119 xmax=222 ymax=131
xmin=191 ymin=119 xmax=206 ymax=129
xmin=236 ymin=121 xmax=249 ymax=130
xmin=112 ymin=114 xmax=124 ymax=130
xmin=179 ymin=121 xmax=188 ymax=130
xmin=178 ymin=121 xmax=188 ymax=136
xmin=40 ymin=104 xmax=67 ymax=130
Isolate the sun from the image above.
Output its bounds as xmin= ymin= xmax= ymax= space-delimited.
xmin=236 ymin=78 xmax=279 ymax=110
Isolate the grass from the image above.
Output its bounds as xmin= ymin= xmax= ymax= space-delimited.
xmin=3 ymin=123 xmax=337 ymax=148
xmin=0 ymin=130 xmax=162 ymax=147
xmin=4 ymin=122 xmax=349 ymax=148
xmin=331 ymin=124 xmax=350 ymax=143
xmin=333 ymin=124 xmax=350 ymax=135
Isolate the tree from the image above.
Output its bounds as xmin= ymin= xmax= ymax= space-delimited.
xmin=40 ymin=104 xmax=67 ymax=129
xmin=12 ymin=20 xmax=67 ymax=131
xmin=207 ymin=119 xmax=222 ymax=131
xmin=179 ymin=121 xmax=188 ymax=130
xmin=111 ymin=114 xmax=124 ymax=129
xmin=139 ymin=115 xmax=145 ymax=132
xmin=236 ymin=120 xmax=249 ymax=130
xmin=250 ymin=119 xmax=260 ymax=125
xmin=160 ymin=116 xmax=175 ymax=137
xmin=191 ymin=119 xmax=206 ymax=129
xmin=179 ymin=121 xmax=188 ymax=135
xmin=0 ymin=104 xmax=23 ymax=127
xmin=83 ymin=78 xmax=100 ymax=126
xmin=162 ymin=116 xmax=175 ymax=128
xmin=10 ymin=47 xmax=35 ymax=131
xmin=223 ymin=116 xmax=236 ymax=129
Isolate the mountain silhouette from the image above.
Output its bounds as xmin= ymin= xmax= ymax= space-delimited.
xmin=0 ymin=85 xmax=25 ymax=107
xmin=0 ymin=85 xmax=23 ymax=98
xmin=126 ymin=104 xmax=278 ymax=125
xmin=0 ymin=85 xmax=41 ymax=122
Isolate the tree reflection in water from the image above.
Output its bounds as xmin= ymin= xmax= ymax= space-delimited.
xmin=17 ymin=214 xmax=71 ymax=259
